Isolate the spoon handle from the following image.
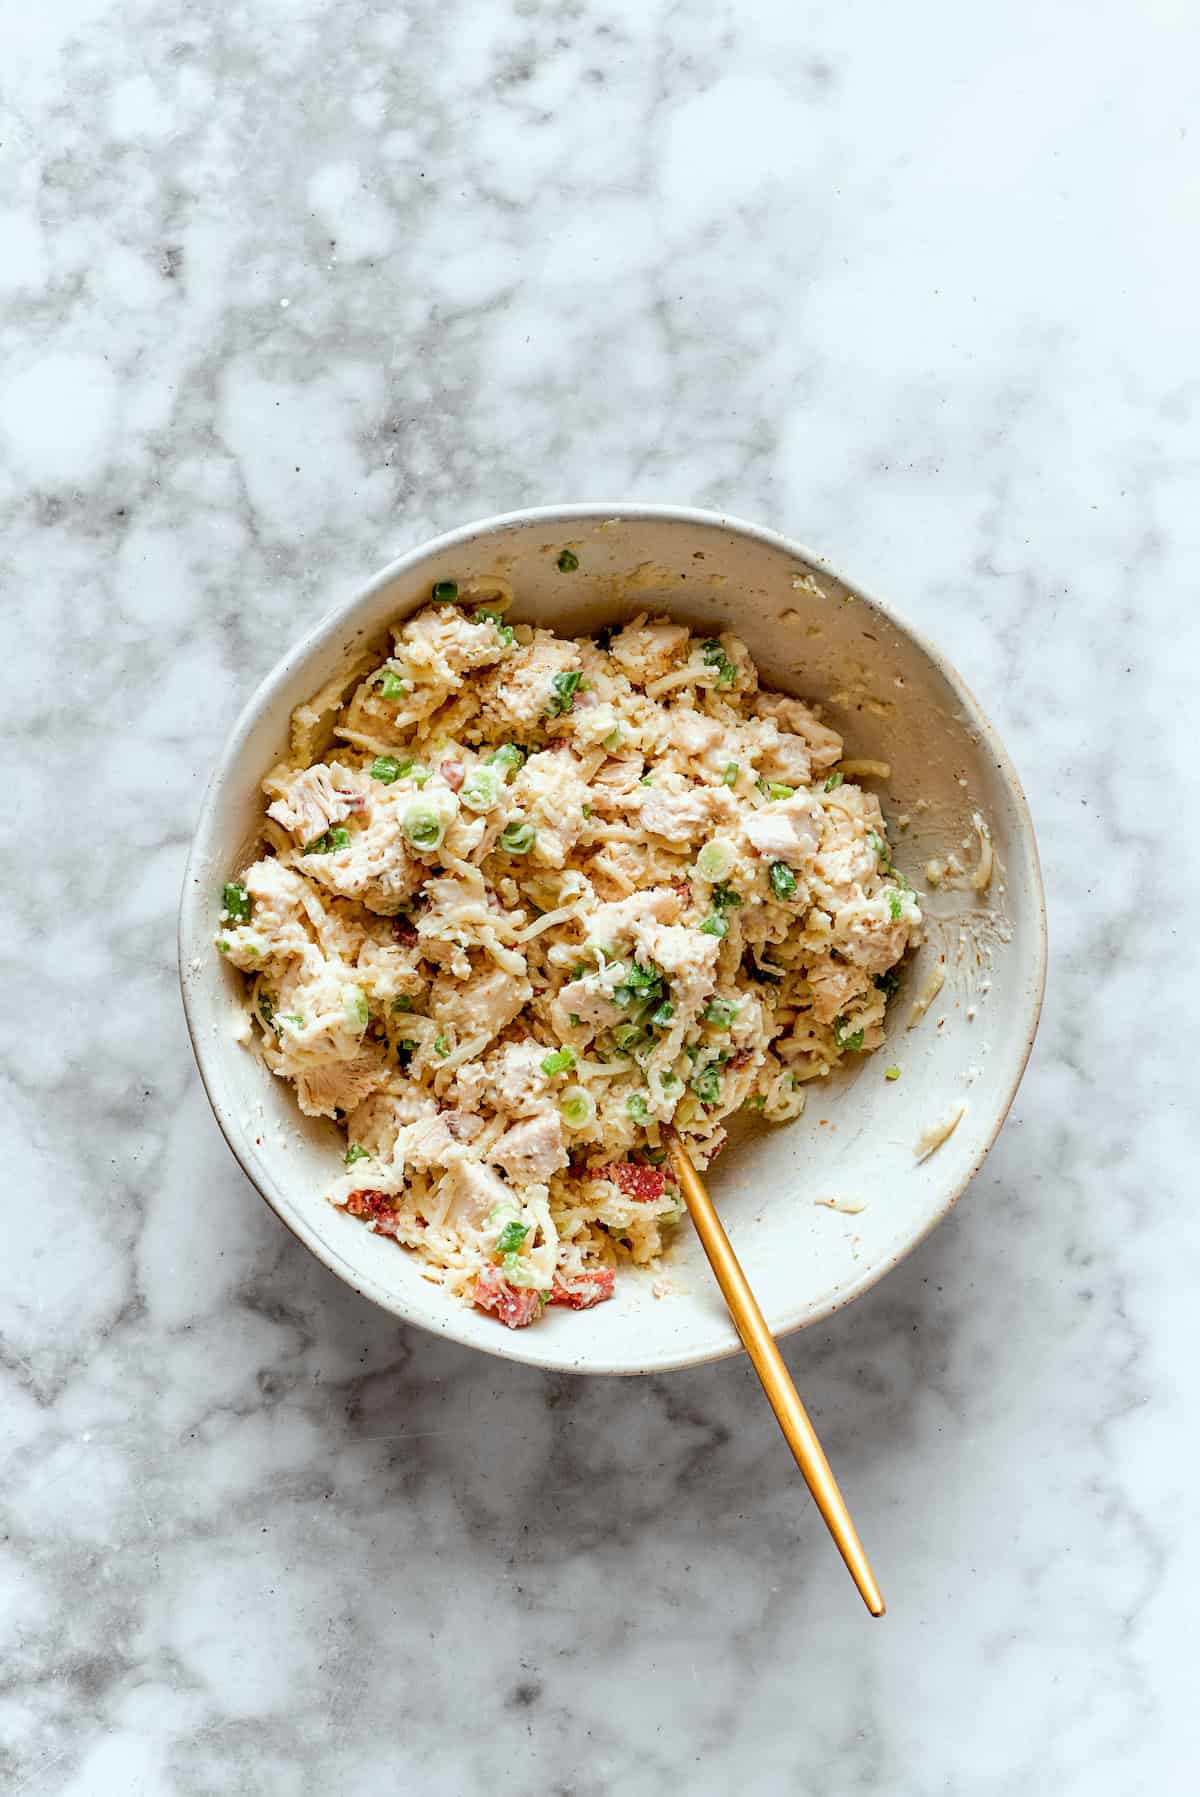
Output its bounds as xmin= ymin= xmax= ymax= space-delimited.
xmin=664 ymin=1131 xmax=885 ymax=1617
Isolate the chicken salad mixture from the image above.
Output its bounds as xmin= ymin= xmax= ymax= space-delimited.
xmin=216 ymin=581 xmax=921 ymax=1328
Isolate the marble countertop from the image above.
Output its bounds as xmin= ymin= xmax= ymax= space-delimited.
xmin=4 ymin=2 xmax=1196 ymax=1790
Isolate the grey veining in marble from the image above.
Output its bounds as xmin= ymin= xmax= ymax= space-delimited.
xmin=2 ymin=1 xmax=1197 ymax=1791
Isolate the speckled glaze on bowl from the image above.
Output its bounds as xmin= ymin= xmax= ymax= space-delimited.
xmin=179 ymin=505 xmax=1046 ymax=1375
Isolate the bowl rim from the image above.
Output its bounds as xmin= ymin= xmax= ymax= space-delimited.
xmin=178 ymin=502 xmax=1048 ymax=1375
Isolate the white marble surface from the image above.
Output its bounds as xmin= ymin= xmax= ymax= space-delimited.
xmin=3 ymin=1 xmax=1196 ymax=1790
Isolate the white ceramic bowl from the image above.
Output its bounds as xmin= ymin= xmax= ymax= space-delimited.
xmin=179 ymin=505 xmax=1046 ymax=1375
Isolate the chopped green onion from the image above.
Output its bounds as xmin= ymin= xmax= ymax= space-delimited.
xmin=371 ymin=754 xmax=411 ymax=783
xmin=222 ymin=880 xmax=250 ymax=922
xmin=391 ymin=995 xmax=413 ymax=1013
xmin=475 ymin=609 xmax=515 ymax=646
xmin=496 ymin=1220 xmax=529 ymax=1254
xmin=559 ymin=1085 xmax=596 ymax=1129
xmin=746 ymin=1093 xmax=767 ymax=1111
xmin=582 ymin=803 xmax=592 ymax=819
xmin=722 ymin=762 xmax=739 ymax=787
xmin=650 ymin=1000 xmax=674 ymax=1026
xmin=639 ymin=774 xmax=654 ymax=787
xmin=703 ymin=999 xmax=738 ymax=1028
xmin=888 ymin=889 xmax=903 ymax=921
xmin=303 ymin=827 xmax=350 ymax=855
xmin=502 ymin=1250 xmax=537 ymax=1286
xmin=460 ymin=766 xmax=502 ymax=813
xmin=258 ymin=994 xmax=275 ymax=1025
xmin=396 ymin=1039 xmax=418 ymax=1066
xmin=546 ymin=669 xmax=582 ymax=716
xmin=623 ymin=959 xmax=662 ymax=993
xmin=344 ymin=1143 xmax=370 ymax=1166
xmin=434 ymin=1035 xmax=451 ymax=1058
xmin=431 ymin=580 xmax=458 ymax=604
xmin=403 ymin=804 xmax=444 ymax=852
xmin=378 ymin=671 xmax=408 ymax=701
xmin=696 ymin=838 xmax=735 ymax=883
xmin=699 ymin=638 xmax=737 ymax=686
xmin=875 ymin=969 xmax=900 ymax=996
xmin=602 ymin=726 xmax=623 ymax=751
xmin=824 ymin=771 xmax=844 ymax=792
xmin=557 ymin=548 xmax=579 ymax=572
xmin=487 ymin=743 xmax=526 ymax=774
xmin=411 ymin=765 xmax=431 ymax=787
xmin=767 ymin=783 xmax=795 ymax=802
xmin=540 ymin=1047 xmax=577 ymax=1076
xmin=833 ymin=1018 xmax=865 ymax=1051
xmin=279 ymin=1012 xmax=305 ymax=1030
xmin=626 ymin=1093 xmax=649 ymax=1123
xmin=769 ymin=862 xmax=798 ymax=901
xmin=866 ymin=830 xmax=892 ymax=870
xmin=343 ymin=986 xmax=369 ymax=1031
xmin=710 ymin=883 xmax=742 ymax=912
xmin=885 ymin=1066 xmax=901 ymax=1081
xmin=700 ymin=913 xmax=729 ymax=938
xmin=690 ymin=1065 xmax=722 ymax=1105
xmin=612 ymin=1022 xmax=648 ymax=1053
xmin=568 ymin=1012 xmax=582 ymax=1028
xmin=755 ymin=777 xmax=769 ymax=797
xmin=500 ymin=819 xmax=536 ymax=855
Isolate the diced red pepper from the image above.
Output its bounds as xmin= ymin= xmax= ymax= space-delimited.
xmin=344 ymin=1189 xmax=401 ymax=1237
xmin=549 ymin=1268 xmax=615 ymax=1310
xmin=593 ymin=1161 xmax=666 ymax=1202
xmin=471 ymin=1265 xmax=543 ymax=1329
xmin=440 ymin=758 xmax=465 ymax=791
xmin=672 ymin=880 xmax=692 ymax=906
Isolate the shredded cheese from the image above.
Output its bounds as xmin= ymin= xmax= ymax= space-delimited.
xmin=907 ymin=960 xmax=946 ymax=1029
xmin=915 ymin=1101 xmax=967 ymax=1161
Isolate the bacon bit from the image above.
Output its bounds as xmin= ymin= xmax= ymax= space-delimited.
xmin=440 ymin=758 xmax=465 ymax=791
xmin=472 ymin=1265 xmax=543 ymax=1329
xmin=593 ymin=1161 xmax=666 ymax=1202
xmin=344 ymin=1189 xmax=401 ymax=1237
xmin=550 ymin=1268 xmax=615 ymax=1310
xmin=727 ymin=1047 xmax=753 ymax=1070
xmin=671 ymin=880 xmax=692 ymax=905
xmin=391 ymin=915 xmax=418 ymax=945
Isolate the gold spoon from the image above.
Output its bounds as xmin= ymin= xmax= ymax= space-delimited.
xmin=663 ymin=1128 xmax=885 ymax=1616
